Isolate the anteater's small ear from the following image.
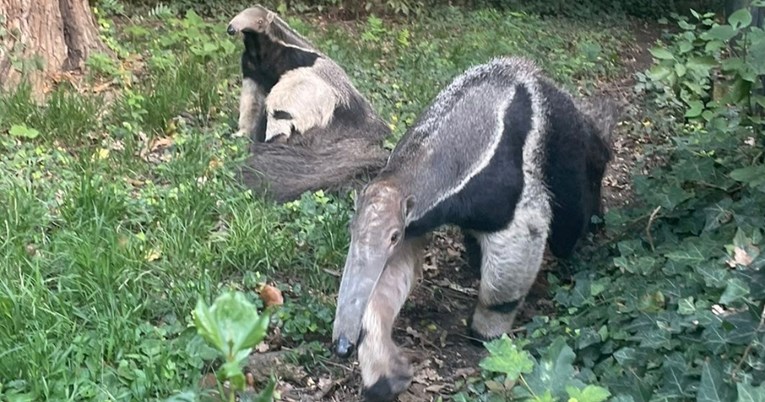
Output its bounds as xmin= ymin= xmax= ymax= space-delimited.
xmin=402 ymin=195 xmax=415 ymax=220
xmin=265 ymin=10 xmax=277 ymax=25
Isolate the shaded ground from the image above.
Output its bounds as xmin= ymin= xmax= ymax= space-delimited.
xmin=244 ymin=18 xmax=667 ymax=402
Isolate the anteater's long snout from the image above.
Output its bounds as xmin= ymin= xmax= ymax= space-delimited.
xmin=332 ymin=334 xmax=355 ymax=358
xmin=331 ymin=246 xmax=387 ymax=359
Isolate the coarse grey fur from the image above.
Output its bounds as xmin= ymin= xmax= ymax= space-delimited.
xmin=331 ymin=56 xmax=621 ymax=402
xmin=227 ymin=5 xmax=390 ymax=203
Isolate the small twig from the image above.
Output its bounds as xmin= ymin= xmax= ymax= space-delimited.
xmin=645 ymin=206 xmax=661 ymax=251
xmin=322 ymin=268 xmax=341 ymax=277
xmin=731 ymin=303 xmax=765 ymax=381
xmin=319 ymin=358 xmax=355 ymax=373
xmin=312 ymin=375 xmax=354 ymax=401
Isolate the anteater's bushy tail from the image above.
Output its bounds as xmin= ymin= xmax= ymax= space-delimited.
xmin=577 ymin=96 xmax=623 ymax=144
xmin=238 ymin=124 xmax=390 ymax=203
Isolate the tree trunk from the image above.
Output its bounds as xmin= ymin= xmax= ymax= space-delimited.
xmin=0 ymin=0 xmax=109 ymax=101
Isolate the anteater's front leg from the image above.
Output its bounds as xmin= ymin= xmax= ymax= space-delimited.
xmin=237 ymin=76 xmax=266 ymax=141
xmin=469 ymin=200 xmax=551 ymax=341
xmin=357 ymin=237 xmax=425 ymax=402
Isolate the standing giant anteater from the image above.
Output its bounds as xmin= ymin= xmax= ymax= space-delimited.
xmin=331 ymin=57 xmax=621 ymax=402
xmin=227 ymin=5 xmax=390 ymax=203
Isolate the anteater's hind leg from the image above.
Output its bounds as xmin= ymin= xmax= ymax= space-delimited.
xmin=469 ymin=200 xmax=551 ymax=341
xmin=357 ymin=236 xmax=425 ymax=402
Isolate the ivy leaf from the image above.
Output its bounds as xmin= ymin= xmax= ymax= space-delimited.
xmin=655 ymin=353 xmax=693 ymax=399
xmin=729 ymin=165 xmax=765 ymax=188
xmin=677 ymin=297 xmax=696 ymax=315
xmin=666 ymin=246 xmax=706 ymax=266
xmin=728 ymin=8 xmax=752 ymax=29
xmin=719 ymin=277 xmax=750 ymax=304
xmin=479 ymin=334 xmax=533 ymax=380
xmin=649 ymin=47 xmax=675 ymax=60
xmin=524 ymin=338 xmax=583 ymax=400
xmin=697 ymin=359 xmax=734 ymax=402
xmin=565 ymin=384 xmax=611 ymax=402
xmin=737 ymin=381 xmax=765 ymax=402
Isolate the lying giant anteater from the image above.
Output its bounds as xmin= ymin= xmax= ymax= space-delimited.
xmin=227 ymin=5 xmax=390 ymax=203
xmin=331 ymin=57 xmax=620 ymax=402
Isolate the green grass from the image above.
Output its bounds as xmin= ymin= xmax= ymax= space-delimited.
xmin=0 ymin=5 xmax=634 ymax=401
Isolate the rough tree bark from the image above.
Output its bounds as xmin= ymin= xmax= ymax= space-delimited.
xmin=0 ymin=0 xmax=109 ymax=101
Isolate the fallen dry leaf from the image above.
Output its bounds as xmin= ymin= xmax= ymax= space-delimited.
xmin=260 ymin=284 xmax=284 ymax=307
xmin=199 ymin=373 xmax=217 ymax=388
xmin=425 ymin=384 xmax=446 ymax=393
xmin=727 ymin=246 xmax=759 ymax=267
xmin=150 ymin=136 xmax=175 ymax=152
xmin=145 ymin=247 xmax=162 ymax=262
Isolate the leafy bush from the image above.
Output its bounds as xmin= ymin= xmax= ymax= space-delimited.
xmin=639 ymin=5 xmax=765 ymax=125
xmin=0 ymin=2 xmax=654 ymax=401
xmin=454 ymin=335 xmax=612 ymax=402
xmin=457 ymin=4 xmax=765 ymax=402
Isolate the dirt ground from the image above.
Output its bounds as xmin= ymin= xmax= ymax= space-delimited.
xmin=244 ymin=19 xmax=667 ymax=402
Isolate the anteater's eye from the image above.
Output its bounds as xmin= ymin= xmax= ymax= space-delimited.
xmin=390 ymin=231 xmax=400 ymax=244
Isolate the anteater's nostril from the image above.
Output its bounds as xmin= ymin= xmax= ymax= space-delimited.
xmin=226 ymin=24 xmax=236 ymax=35
xmin=333 ymin=335 xmax=355 ymax=358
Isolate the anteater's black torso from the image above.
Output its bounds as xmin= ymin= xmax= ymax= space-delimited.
xmin=242 ymin=32 xmax=319 ymax=92
xmin=390 ymin=79 xmax=606 ymax=259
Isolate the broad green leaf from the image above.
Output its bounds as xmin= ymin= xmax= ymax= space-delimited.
xmin=675 ymin=63 xmax=688 ymax=77
xmin=532 ymin=390 xmax=555 ymax=402
xmin=685 ymin=100 xmax=704 ymax=117
xmin=479 ymin=334 xmax=534 ymax=380
xmin=697 ymin=359 xmax=734 ymax=402
xmin=193 ymin=291 xmax=270 ymax=358
xmin=686 ymin=56 xmax=717 ymax=73
xmin=649 ymin=47 xmax=675 ymax=60
xmin=222 ymin=360 xmax=246 ymax=390
xmin=737 ymin=381 xmax=765 ymax=402
xmin=648 ymin=64 xmax=672 ymax=81
xmin=702 ymin=25 xmax=738 ymax=42
xmin=705 ymin=40 xmax=725 ymax=53
xmin=719 ymin=277 xmax=750 ymax=304
xmin=242 ymin=312 xmax=271 ymax=352
xmin=8 ymin=124 xmax=40 ymax=139
xmin=728 ymin=8 xmax=752 ymax=29
xmin=566 ymin=385 xmax=611 ymax=402
xmin=193 ymin=298 xmax=224 ymax=351
xmin=750 ymin=35 xmax=765 ymax=74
